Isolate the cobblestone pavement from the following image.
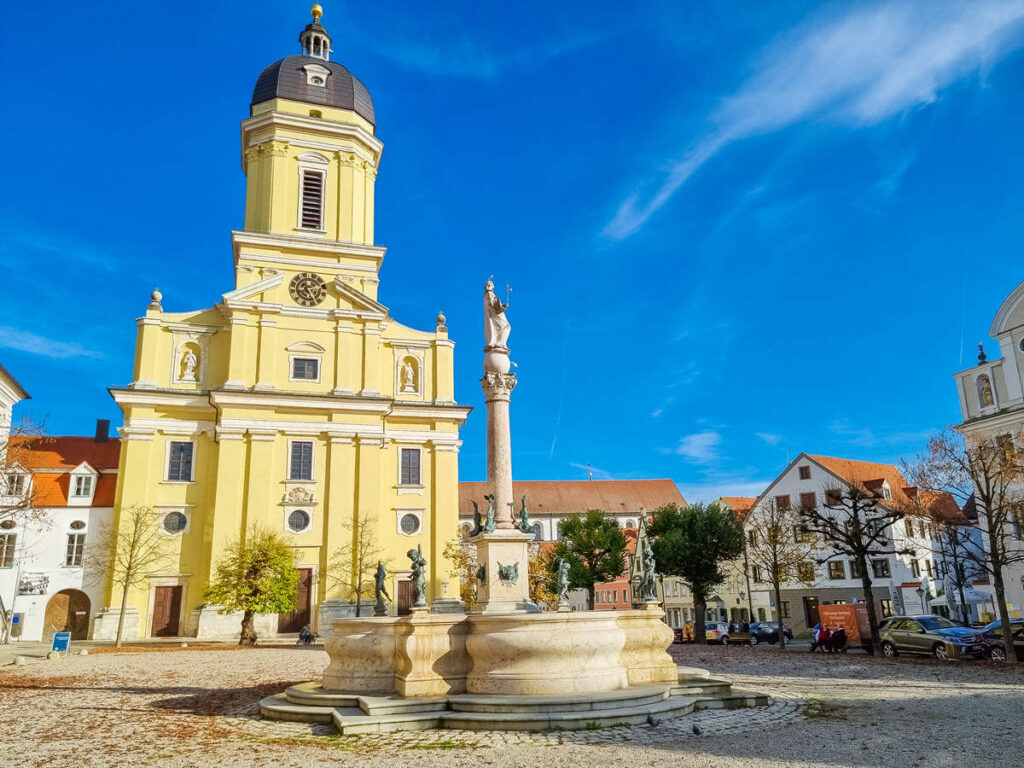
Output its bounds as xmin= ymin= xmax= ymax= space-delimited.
xmin=1 ymin=643 xmax=1022 ymax=768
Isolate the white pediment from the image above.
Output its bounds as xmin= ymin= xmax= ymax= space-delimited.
xmin=334 ymin=277 xmax=388 ymax=317
xmin=223 ymin=273 xmax=285 ymax=303
xmin=70 ymin=461 xmax=98 ymax=476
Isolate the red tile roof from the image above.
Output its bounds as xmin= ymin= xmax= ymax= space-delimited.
xmin=807 ymin=454 xmax=963 ymax=522
xmin=8 ymin=435 xmax=121 ymax=471
xmin=6 ymin=436 xmax=120 ymax=507
xmin=720 ymin=496 xmax=757 ymax=524
xmin=458 ymin=479 xmax=685 ymax=518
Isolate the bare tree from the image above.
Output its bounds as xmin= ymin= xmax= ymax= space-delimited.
xmin=796 ymin=485 xmax=912 ymax=653
xmin=0 ymin=417 xmax=48 ymax=525
xmin=905 ymin=428 xmax=1024 ymax=662
xmin=744 ymin=498 xmax=822 ymax=650
xmin=328 ymin=513 xmax=389 ymax=617
xmin=932 ymin=518 xmax=986 ymax=624
xmin=86 ymin=505 xmax=172 ymax=647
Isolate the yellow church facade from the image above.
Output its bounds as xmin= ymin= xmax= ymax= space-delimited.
xmin=94 ymin=9 xmax=470 ymax=639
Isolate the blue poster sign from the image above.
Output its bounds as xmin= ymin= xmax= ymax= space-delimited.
xmin=51 ymin=631 xmax=71 ymax=653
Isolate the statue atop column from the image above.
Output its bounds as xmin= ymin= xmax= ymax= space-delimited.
xmin=483 ymin=279 xmax=510 ymax=350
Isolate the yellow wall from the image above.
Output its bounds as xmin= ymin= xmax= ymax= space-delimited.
xmin=105 ymin=84 xmax=469 ymax=638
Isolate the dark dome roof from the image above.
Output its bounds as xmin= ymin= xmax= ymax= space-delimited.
xmin=252 ymin=55 xmax=375 ymax=126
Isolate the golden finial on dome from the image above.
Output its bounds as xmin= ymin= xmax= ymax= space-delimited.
xmin=311 ymin=4 xmax=323 ymax=21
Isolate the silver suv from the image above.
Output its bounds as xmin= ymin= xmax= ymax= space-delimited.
xmin=879 ymin=615 xmax=984 ymax=660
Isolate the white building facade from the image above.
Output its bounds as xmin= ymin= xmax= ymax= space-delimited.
xmin=953 ymin=279 xmax=1024 ymax=618
xmin=745 ymin=454 xmax=944 ymax=634
xmin=1 ymin=427 xmax=118 ymax=643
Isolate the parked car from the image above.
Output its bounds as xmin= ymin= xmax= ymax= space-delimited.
xmin=879 ymin=615 xmax=985 ymax=660
xmin=704 ymin=621 xmax=731 ymax=645
xmin=672 ymin=627 xmax=685 ymax=644
xmin=748 ymin=621 xmax=793 ymax=645
xmin=980 ymin=619 xmax=1024 ymax=661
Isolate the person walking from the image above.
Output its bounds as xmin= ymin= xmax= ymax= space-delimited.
xmin=810 ymin=622 xmax=822 ymax=653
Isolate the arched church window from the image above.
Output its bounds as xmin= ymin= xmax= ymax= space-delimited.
xmin=532 ymin=522 xmax=543 ymax=541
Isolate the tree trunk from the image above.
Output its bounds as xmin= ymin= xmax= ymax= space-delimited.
xmin=991 ymin=562 xmax=1018 ymax=663
xmin=774 ymin=581 xmax=785 ymax=651
xmin=589 ymin=584 xmax=596 ymax=610
xmin=239 ymin=610 xmax=257 ymax=646
xmin=858 ymin=562 xmax=878 ymax=655
xmin=694 ymin=595 xmax=707 ymax=644
xmin=355 ymin=591 xmax=362 ymax=618
xmin=115 ymin=582 xmax=129 ymax=649
xmin=956 ymin=581 xmax=969 ymax=626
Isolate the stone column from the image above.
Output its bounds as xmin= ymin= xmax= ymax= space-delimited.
xmin=482 ymin=370 xmax=517 ymax=529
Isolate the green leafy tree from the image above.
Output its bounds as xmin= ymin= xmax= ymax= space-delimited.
xmin=550 ymin=510 xmax=628 ymax=608
xmin=650 ymin=502 xmax=745 ymax=644
xmin=205 ymin=527 xmax=299 ymax=645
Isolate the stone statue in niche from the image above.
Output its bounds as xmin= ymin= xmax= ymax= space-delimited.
xmin=641 ymin=538 xmax=658 ymax=602
xmin=483 ymin=279 xmax=511 ymax=349
xmin=407 ymin=545 xmax=427 ymax=608
xmin=401 ymin=359 xmax=416 ymax=393
xmin=181 ymin=347 xmax=199 ymax=381
xmin=373 ymin=560 xmax=391 ymax=617
xmin=516 ymin=495 xmax=532 ymax=533
xmin=979 ymin=376 xmax=994 ymax=407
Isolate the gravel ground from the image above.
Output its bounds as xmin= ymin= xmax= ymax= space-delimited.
xmin=1 ymin=643 xmax=1022 ymax=768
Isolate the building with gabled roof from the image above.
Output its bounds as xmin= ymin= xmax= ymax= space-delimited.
xmin=743 ymin=452 xmax=957 ymax=634
xmin=1 ymin=419 xmax=119 ymax=643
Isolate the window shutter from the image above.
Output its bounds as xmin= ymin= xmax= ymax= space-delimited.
xmin=300 ymin=171 xmax=324 ymax=229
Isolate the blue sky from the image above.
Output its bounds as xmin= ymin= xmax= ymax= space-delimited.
xmin=2 ymin=1 xmax=1023 ymax=501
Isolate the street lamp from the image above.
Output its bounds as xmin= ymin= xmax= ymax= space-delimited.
xmin=916 ymin=586 xmax=926 ymax=614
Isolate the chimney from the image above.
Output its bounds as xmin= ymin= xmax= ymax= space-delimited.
xmin=94 ymin=419 xmax=110 ymax=443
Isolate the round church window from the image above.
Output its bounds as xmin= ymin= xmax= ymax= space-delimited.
xmin=287 ymin=509 xmax=311 ymax=533
xmin=400 ymin=513 xmax=420 ymax=534
xmin=70 ymin=520 xmax=86 ymax=530
xmin=0 ymin=519 xmax=15 ymax=530
xmin=163 ymin=511 xmax=187 ymax=534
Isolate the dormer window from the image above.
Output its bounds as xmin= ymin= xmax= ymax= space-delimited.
xmin=68 ymin=462 xmax=98 ymax=506
xmin=4 ymin=472 xmax=26 ymax=496
xmin=72 ymin=476 xmax=93 ymax=497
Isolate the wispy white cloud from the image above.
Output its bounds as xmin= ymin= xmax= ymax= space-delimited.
xmin=0 ymin=227 xmax=121 ymax=273
xmin=755 ymin=432 xmax=783 ymax=446
xmin=829 ymin=418 xmax=934 ymax=449
xmin=675 ymin=430 xmax=722 ymax=464
xmin=0 ymin=326 xmax=103 ymax=360
xmin=651 ymin=408 xmax=663 ymax=418
xmin=603 ymin=0 xmax=1024 ymax=240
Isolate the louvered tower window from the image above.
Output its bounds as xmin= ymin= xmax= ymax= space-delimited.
xmin=300 ymin=170 xmax=325 ymax=229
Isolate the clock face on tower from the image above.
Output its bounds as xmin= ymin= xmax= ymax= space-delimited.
xmin=289 ymin=272 xmax=327 ymax=307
